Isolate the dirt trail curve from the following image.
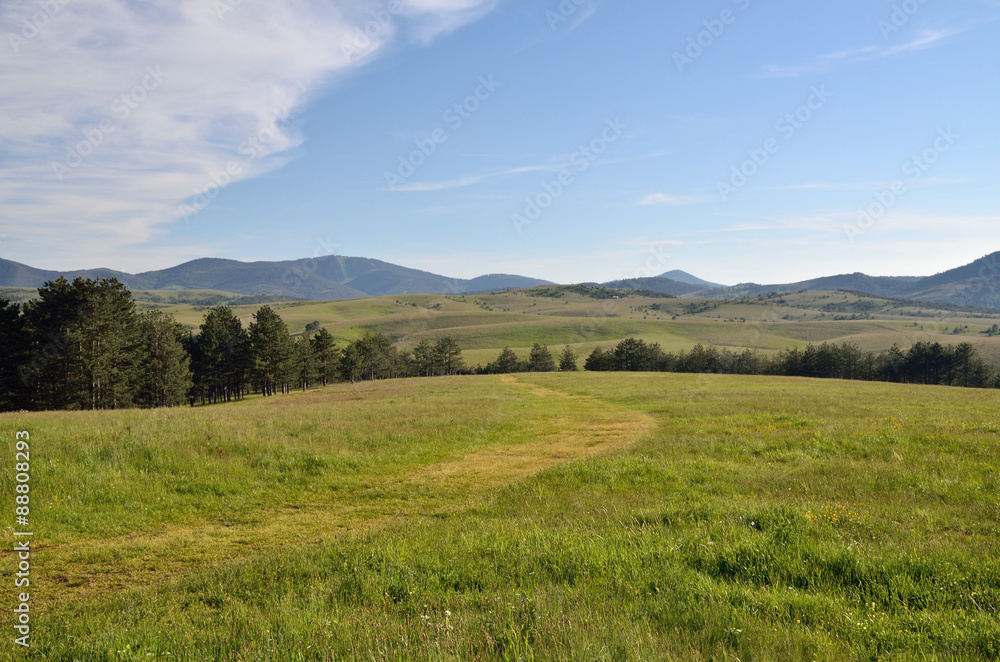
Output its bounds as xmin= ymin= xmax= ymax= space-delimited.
xmin=403 ymin=376 xmax=656 ymax=496
xmin=41 ymin=376 xmax=657 ymax=604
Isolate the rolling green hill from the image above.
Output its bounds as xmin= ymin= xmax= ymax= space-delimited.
xmin=149 ymin=286 xmax=1000 ymax=369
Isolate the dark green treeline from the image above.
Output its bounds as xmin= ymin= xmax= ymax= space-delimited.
xmin=0 ymin=277 xmax=466 ymax=411
xmin=582 ymin=337 xmax=999 ymax=389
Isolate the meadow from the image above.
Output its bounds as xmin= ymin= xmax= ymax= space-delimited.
xmin=149 ymin=287 xmax=1000 ymax=368
xmin=3 ymin=371 xmax=999 ymax=660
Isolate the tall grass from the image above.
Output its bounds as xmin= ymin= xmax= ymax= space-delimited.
xmin=4 ymin=373 xmax=1000 ymax=660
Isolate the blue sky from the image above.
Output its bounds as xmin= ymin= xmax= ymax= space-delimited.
xmin=1 ymin=0 xmax=998 ymax=285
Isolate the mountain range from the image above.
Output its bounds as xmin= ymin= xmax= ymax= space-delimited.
xmin=1 ymin=252 xmax=998 ymax=309
xmin=0 ymin=256 xmax=551 ymax=300
xmin=602 ymin=254 xmax=1000 ymax=309
xmin=708 ymin=253 xmax=1000 ymax=309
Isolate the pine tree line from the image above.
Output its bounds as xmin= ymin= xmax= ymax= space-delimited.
xmin=0 ymin=277 xmax=472 ymax=412
xmin=582 ymin=338 xmax=1000 ymax=389
xmin=185 ymin=304 xmax=347 ymax=404
xmin=476 ymin=344 xmax=578 ymax=374
xmin=337 ymin=335 xmax=465 ymax=383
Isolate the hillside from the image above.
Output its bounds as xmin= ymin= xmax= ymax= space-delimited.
xmin=696 ymin=252 xmax=1000 ymax=308
xmin=707 ymin=274 xmax=918 ymax=300
xmin=0 ymin=258 xmax=136 ymax=288
xmin=149 ymin=286 xmax=1000 ymax=369
xmin=598 ymin=277 xmax=706 ymax=297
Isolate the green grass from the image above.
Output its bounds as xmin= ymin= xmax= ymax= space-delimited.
xmin=3 ymin=373 xmax=1000 ymax=660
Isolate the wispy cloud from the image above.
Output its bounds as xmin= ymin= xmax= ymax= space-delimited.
xmin=393 ymin=164 xmax=553 ymax=192
xmin=561 ymin=2 xmax=602 ymax=35
xmin=769 ymin=176 xmax=966 ymax=193
xmin=400 ymin=142 xmax=657 ymax=194
xmin=759 ymin=28 xmax=964 ymax=78
xmin=769 ymin=181 xmax=888 ymax=192
xmin=0 ymin=0 xmax=495 ymax=267
xmin=392 ymin=176 xmax=487 ymax=192
xmin=713 ymin=212 xmax=855 ymax=234
xmin=711 ymin=211 xmax=1000 ymax=240
xmin=620 ymin=238 xmax=684 ymax=247
xmin=638 ymin=193 xmax=699 ymax=206
xmin=512 ymin=0 xmax=603 ymax=54
xmin=402 ymin=0 xmax=498 ymax=44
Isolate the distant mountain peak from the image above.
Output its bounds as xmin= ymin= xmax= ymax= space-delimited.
xmin=656 ymin=270 xmax=724 ymax=289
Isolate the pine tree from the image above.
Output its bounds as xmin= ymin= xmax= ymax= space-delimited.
xmin=584 ymin=347 xmax=612 ymax=371
xmin=558 ymin=346 xmax=578 ymax=371
xmin=433 ymin=337 xmax=464 ymax=375
xmin=490 ymin=347 xmax=521 ymax=374
xmin=21 ymin=276 xmax=92 ymax=409
xmin=136 ymin=310 xmax=193 ymax=407
xmin=354 ymin=332 xmax=397 ymax=380
xmin=528 ymin=343 xmax=556 ymax=372
xmin=396 ymin=348 xmax=415 ymax=378
xmin=413 ymin=339 xmax=436 ymax=377
xmin=338 ymin=342 xmax=363 ymax=384
xmin=293 ymin=335 xmax=316 ymax=391
xmin=75 ymin=279 xmax=141 ymax=409
xmin=0 ymin=297 xmax=28 ymax=410
xmin=193 ymin=307 xmax=249 ymax=404
xmin=309 ymin=328 xmax=339 ymax=386
xmin=248 ymin=306 xmax=292 ymax=395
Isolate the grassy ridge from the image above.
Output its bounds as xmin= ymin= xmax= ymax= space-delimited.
xmin=4 ymin=374 xmax=1000 ymax=659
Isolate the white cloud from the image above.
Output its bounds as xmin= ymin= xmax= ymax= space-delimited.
xmin=400 ymin=0 xmax=498 ymax=43
xmin=393 ymin=175 xmax=486 ymax=192
xmin=392 ymin=164 xmax=553 ymax=192
xmin=0 ymin=0 xmax=494 ymax=266
xmin=638 ymin=193 xmax=699 ymax=206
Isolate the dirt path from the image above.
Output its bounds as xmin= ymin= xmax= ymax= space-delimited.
xmin=403 ymin=376 xmax=656 ymax=497
xmin=40 ymin=376 xmax=656 ymax=604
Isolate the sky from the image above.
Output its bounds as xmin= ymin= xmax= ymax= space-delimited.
xmin=1 ymin=0 xmax=999 ymax=286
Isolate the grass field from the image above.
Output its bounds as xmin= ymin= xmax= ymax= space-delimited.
xmin=3 ymin=372 xmax=999 ymax=660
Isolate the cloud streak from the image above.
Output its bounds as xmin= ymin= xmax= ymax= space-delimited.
xmin=759 ymin=28 xmax=964 ymax=78
xmin=0 ymin=0 xmax=495 ymax=266
xmin=392 ymin=164 xmax=553 ymax=192
xmin=638 ymin=193 xmax=699 ymax=206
